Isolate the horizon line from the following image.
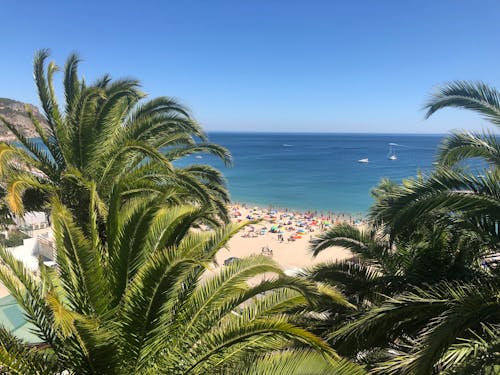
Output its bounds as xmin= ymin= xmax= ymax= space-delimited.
xmin=206 ymin=130 xmax=449 ymax=136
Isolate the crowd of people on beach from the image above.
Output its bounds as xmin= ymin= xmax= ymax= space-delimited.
xmin=230 ymin=203 xmax=366 ymax=244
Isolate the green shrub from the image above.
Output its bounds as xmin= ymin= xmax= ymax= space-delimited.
xmin=1 ymin=230 xmax=29 ymax=247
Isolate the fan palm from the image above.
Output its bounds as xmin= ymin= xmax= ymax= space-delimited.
xmin=0 ymin=50 xmax=232 ymax=226
xmin=0 ymin=187 xmax=361 ymax=374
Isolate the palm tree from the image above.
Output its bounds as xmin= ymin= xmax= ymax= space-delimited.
xmin=306 ymin=224 xmax=401 ymax=307
xmin=229 ymin=349 xmax=366 ymax=375
xmin=330 ymin=279 xmax=499 ymax=374
xmin=0 ymin=188 xmax=363 ymax=374
xmin=304 ymin=81 xmax=500 ymax=373
xmin=370 ymin=168 xmax=500 ymax=242
xmin=370 ymin=81 xmax=500 ymax=240
xmin=0 ymin=50 xmax=232 ymax=226
xmin=304 ymin=221 xmax=497 ymax=372
xmin=306 ymin=220 xmax=490 ymax=307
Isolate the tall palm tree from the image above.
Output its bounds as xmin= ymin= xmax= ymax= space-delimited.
xmin=0 ymin=188 xmax=362 ymax=374
xmin=0 ymin=50 xmax=232 ymax=226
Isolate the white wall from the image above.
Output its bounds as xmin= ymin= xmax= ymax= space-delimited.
xmin=7 ymin=238 xmax=40 ymax=271
xmin=6 ymin=236 xmax=55 ymax=272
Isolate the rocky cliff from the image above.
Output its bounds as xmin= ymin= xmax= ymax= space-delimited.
xmin=0 ymin=98 xmax=46 ymax=140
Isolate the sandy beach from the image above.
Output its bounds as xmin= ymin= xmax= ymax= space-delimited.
xmin=214 ymin=204 xmax=359 ymax=272
xmin=0 ymin=203 xmax=360 ymax=298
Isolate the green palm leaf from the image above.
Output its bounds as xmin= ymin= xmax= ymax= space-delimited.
xmin=425 ymin=80 xmax=500 ymax=126
xmin=437 ymin=130 xmax=500 ymax=168
xmin=236 ymin=349 xmax=366 ymax=375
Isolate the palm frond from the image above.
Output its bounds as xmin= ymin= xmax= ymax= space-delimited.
xmin=437 ymin=130 xmax=500 ymax=167
xmin=425 ymin=80 xmax=500 ymax=126
xmin=0 ymin=326 xmax=58 ymax=375
xmin=51 ymin=199 xmax=110 ymax=315
xmin=236 ymin=349 xmax=366 ymax=375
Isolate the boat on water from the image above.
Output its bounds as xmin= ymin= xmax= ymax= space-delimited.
xmin=388 ymin=143 xmax=397 ymax=160
xmin=358 ymin=158 xmax=369 ymax=163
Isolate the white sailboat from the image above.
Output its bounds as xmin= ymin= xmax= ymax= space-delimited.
xmin=388 ymin=143 xmax=397 ymax=160
xmin=358 ymin=158 xmax=369 ymax=163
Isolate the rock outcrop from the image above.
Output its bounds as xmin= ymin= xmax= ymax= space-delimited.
xmin=0 ymin=98 xmax=46 ymax=140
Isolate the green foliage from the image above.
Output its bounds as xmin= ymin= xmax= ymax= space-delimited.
xmin=0 ymin=50 xmax=232 ymax=226
xmin=303 ymin=80 xmax=500 ymax=373
xmin=371 ymin=80 xmax=500 ymax=241
xmin=0 ymin=230 xmax=29 ymax=248
xmin=0 ymin=196 xmax=358 ymax=374
xmin=0 ymin=326 xmax=59 ymax=374
xmin=228 ymin=349 xmax=366 ymax=375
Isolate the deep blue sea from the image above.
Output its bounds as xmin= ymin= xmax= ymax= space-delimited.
xmin=180 ymin=133 xmax=445 ymax=214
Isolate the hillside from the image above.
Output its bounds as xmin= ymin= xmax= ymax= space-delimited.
xmin=0 ymin=98 xmax=46 ymax=140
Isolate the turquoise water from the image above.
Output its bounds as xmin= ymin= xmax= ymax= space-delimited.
xmin=29 ymin=133 xmax=445 ymax=214
xmin=183 ymin=132 xmax=445 ymax=214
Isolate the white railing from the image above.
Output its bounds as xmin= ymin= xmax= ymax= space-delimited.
xmin=17 ymin=222 xmax=50 ymax=237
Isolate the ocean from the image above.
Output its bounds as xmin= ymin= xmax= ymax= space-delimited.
xmin=182 ymin=132 xmax=446 ymax=215
xmin=28 ymin=132 xmax=447 ymax=215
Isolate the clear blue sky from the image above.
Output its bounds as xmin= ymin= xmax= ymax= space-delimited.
xmin=1 ymin=0 xmax=500 ymax=133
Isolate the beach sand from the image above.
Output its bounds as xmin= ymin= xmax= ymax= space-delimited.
xmin=214 ymin=204 xmax=356 ymax=272
xmin=0 ymin=204 xmax=358 ymax=297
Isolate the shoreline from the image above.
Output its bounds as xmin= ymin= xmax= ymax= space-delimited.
xmin=0 ymin=203 xmax=360 ymax=296
xmin=230 ymin=201 xmax=368 ymax=226
xmin=214 ymin=203 xmax=359 ymax=272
